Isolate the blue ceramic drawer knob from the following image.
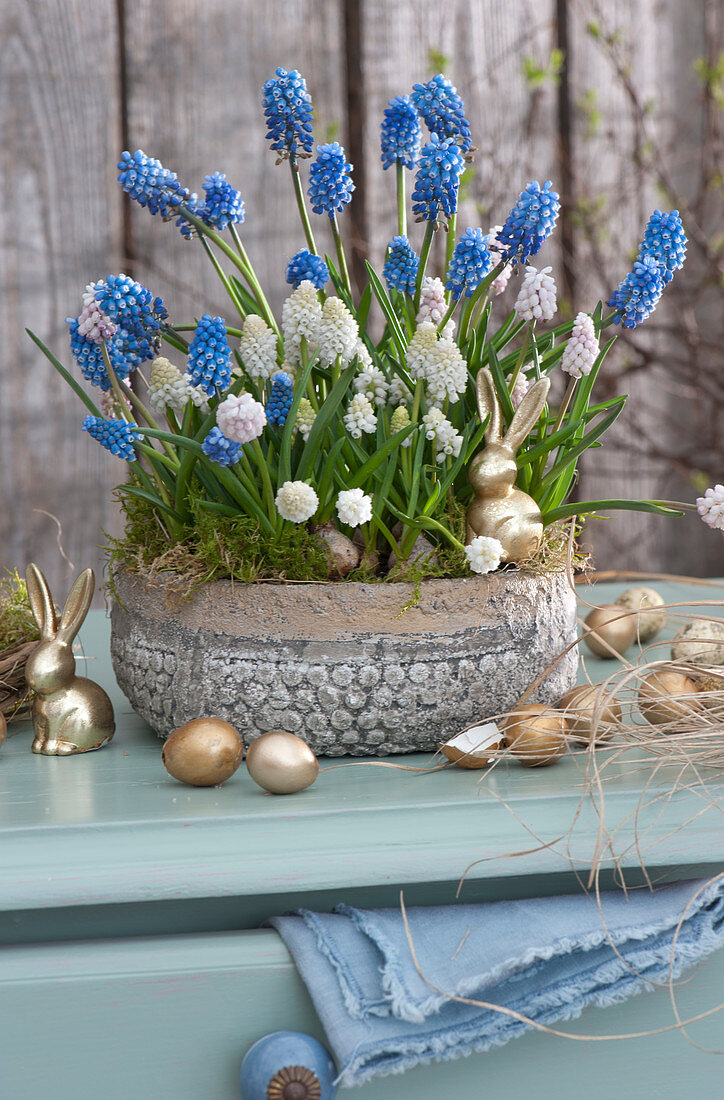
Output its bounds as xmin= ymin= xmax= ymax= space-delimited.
xmin=240 ymin=1030 xmax=337 ymax=1100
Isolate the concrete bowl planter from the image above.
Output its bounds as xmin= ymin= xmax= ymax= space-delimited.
xmin=110 ymin=569 xmax=578 ymax=757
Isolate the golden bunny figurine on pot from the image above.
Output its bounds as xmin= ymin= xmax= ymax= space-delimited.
xmin=24 ymin=564 xmax=115 ymax=755
xmin=466 ymin=367 xmax=551 ymax=563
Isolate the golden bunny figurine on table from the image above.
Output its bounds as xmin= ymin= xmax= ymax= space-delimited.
xmin=466 ymin=367 xmax=551 ymax=563
xmin=24 ymin=564 xmax=115 ymax=755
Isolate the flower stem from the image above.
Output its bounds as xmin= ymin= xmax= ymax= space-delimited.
xmin=330 ymin=211 xmax=352 ymax=299
xmin=551 ymin=376 xmax=578 ymax=436
xmin=290 ymin=157 xmax=318 ymax=254
xmin=199 ymin=235 xmax=247 ymax=321
xmin=437 ymin=296 xmax=459 ymax=334
xmin=229 ymin=224 xmax=279 ymax=333
xmin=508 ymin=321 xmax=534 ymax=392
xmin=444 ymin=212 xmax=457 ymax=299
xmin=251 ymin=437 xmax=278 ymax=523
xmin=414 ymin=221 xmax=436 ymax=312
xmin=396 ymin=163 xmax=406 ymax=237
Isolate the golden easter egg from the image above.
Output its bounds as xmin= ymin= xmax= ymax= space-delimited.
xmin=0 ymin=710 xmax=6 ymax=750
xmin=615 ymin=587 xmax=666 ymax=644
xmin=441 ymin=722 xmax=503 ymax=769
xmin=558 ymin=684 xmax=621 ymax=744
xmin=504 ymin=704 xmax=567 ymax=767
xmin=582 ymin=605 xmax=636 ymax=659
xmin=245 ymin=730 xmax=319 ymax=794
xmin=638 ymin=669 xmax=699 ymax=727
xmin=162 ymin=717 xmax=244 ymax=786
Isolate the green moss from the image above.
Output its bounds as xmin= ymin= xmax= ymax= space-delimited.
xmin=107 ymin=491 xmax=580 ymax=594
xmin=0 ymin=570 xmax=38 ymax=651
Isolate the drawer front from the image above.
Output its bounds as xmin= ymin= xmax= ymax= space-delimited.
xmin=1 ymin=929 xmax=724 ymax=1099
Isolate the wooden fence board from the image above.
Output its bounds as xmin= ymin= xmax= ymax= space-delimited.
xmin=122 ymin=0 xmax=345 ymax=325
xmin=0 ymin=0 xmax=721 ymax=588
xmin=0 ymin=1 xmax=121 ymax=599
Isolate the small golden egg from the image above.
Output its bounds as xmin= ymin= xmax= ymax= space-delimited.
xmin=441 ymin=722 xmax=503 ymax=769
xmin=0 ymin=711 xmax=6 ymax=750
xmin=615 ymin=586 xmax=666 ymax=643
xmin=559 ymin=684 xmax=621 ymax=744
xmin=504 ymin=704 xmax=567 ymax=767
xmin=162 ymin=717 xmax=244 ymax=786
xmin=246 ymin=730 xmax=319 ymax=794
xmin=582 ymin=605 xmax=636 ymax=659
xmin=638 ymin=668 xmax=699 ymax=726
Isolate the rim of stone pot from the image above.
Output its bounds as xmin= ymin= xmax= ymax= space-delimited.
xmin=111 ymin=566 xmax=575 ymax=642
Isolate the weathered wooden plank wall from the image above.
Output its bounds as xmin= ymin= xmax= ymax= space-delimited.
xmin=1 ymin=0 xmax=722 ymax=602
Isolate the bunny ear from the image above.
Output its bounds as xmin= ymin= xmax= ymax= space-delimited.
xmin=57 ymin=568 xmax=95 ymax=644
xmin=503 ymin=376 xmax=551 ymax=454
xmin=476 ymin=368 xmax=501 ymax=444
xmin=25 ymin=563 xmax=57 ymax=639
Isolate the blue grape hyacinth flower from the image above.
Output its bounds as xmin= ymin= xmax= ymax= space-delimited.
xmin=308 ymin=143 xmax=355 ymax=217
xmin=187 ymin=315 xmax=232 ymax=394
xmin=380 ymin=95 xmax=422 ymax=170
xmin=118 ymin=150 xmax=193 ymax=220
xmin=446 ymin=227 xmax=493 ymax=300
xmin=82 ymin=415 xmax=139 ymax=461
xmin=639 ymin=209 xmax=687 ymax=285
xmin=412 ymin=74 xmax=473 ymax=153
xmin=262 ymin=67 xmax=314 ymax=161
xmin=286 ymin=249 xmax=329 ymax=289
xmin=411 ymin=134 xmax=465 ymax=226
xmin=265 ymin=370 xmax=294 ymax=426
xmin=383 ymin=236 xmax=420 ymax=295
xmin=68 ymin=320 xmax=131 ymax=390
xmin=498 ymin=180 xmax=560 ymax=266
xmin=198 ymin=172 xmax=245 ymax=232
xmin=607 ymin=254 xmax=665 ymax=329
xmin=201 ymin=426 xmax=242 ymax=467
xmin=92 ymin=273 xmax=165 ymax=343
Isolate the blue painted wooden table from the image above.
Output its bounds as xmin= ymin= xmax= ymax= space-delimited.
xmin=1 ymin=580 xmax=723 ymax=1098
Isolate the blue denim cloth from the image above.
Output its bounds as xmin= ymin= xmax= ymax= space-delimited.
xmin=268 ymin=877 xmax=724 ymax=1088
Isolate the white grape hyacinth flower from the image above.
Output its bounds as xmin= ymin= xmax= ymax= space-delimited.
xmin=238 ymin=314 xmax=278 ymax=380
xmin=416 ymin=276 xmax=448 ymax=326
xmin=465 ymin=535 xmax=504 ymax=574
xmin=485 ymin=226 xmax=512 ymax=296
xmin=148 ymin=357 xmax=190 ymax=413
xmin=515 ymin=265 xmax=557 ymax=322
xmin=275 ymin=480 xmax=319 ymax=524
xmin=336 ymin=488 xmax=373 ymax=527
xmin=405 ymin=322 xmax=439 ymax=381
xmin=423 ymin=408 xmax=463 ymax=461
xmin=389 ymin=375 xmax=412 ymax=406
xmin=697 ymin=485 xmax=724 ymax=531
xmin=425 ymin=334 xmax=467 ymax=406
xmin=508 ymin=373 xmax=532 ymax=409
xmin=294 ymin=397 xmax=316 ymax=441
xmin=560 ymin=312 xmax=599 ymax=379
xmin=77 ymin=282 xmax=117 ymax=343
xmin=216 ymin=392 xmax=267 ymax=444
xmin=354 ymin=364 xmax=389 ymax=407
xmin=343 ymin=393 xmax=377 ymax=439
xmin=317 ymin=296 xmax=359 ymax=366
xmin=281 ymin=280 xmax=322 ymax=366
